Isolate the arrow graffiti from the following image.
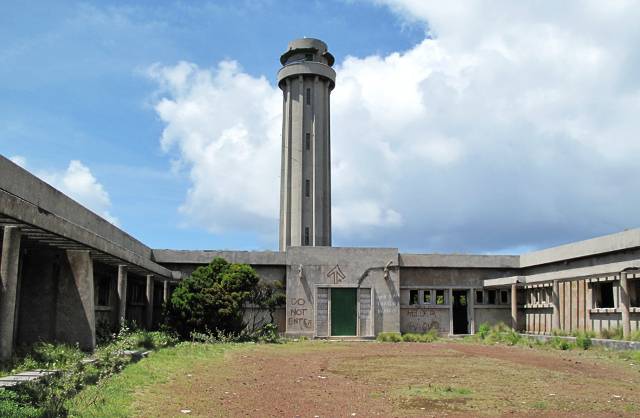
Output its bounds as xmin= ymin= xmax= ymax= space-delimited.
xmin=326 ymin=265 xmax=346 ymax=284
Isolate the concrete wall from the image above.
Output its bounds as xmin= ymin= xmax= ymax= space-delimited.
xmin=284 ymin=247 xmax=400 ymax=338
xmin=16 ymin=247 xmax=95 ymax=350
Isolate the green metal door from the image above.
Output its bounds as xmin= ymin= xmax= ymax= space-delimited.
xmin=331 ymin=288 xmax=357 ymax=336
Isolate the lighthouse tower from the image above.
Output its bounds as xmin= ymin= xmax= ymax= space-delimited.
xmin=278 ymin=38 xmax=335 ymax=251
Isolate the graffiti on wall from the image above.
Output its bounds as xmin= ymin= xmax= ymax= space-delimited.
xmin=402 ymin=308 xmax=448 ymax=333
xmin=326 ymin=265 xmax=345 ymax=284
xmin=288 ymin=297 xmax=313 ymax=329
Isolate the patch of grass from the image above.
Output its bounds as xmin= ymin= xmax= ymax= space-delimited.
xmin=376 ymin=332 xmax=402 ymax=342
xmin=399 ymin=384 xmax=472 ymax=399
xmin=600 ymin=326 xmax=624 ymax=340
xmin=532 ymin=400 xmax=548 ymax=409
xmin=401 ymin=329 xmax=439 ymax=343
xmin=67 ymin=342 xmax=230 ymax=417
xmin=474 ymin=322 xmax=522 ymax=346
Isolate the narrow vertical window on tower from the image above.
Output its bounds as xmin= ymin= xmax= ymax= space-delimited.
xmin=305 ymin=133 xmax=310 ymax=150
xmin=306 ymin=88 xmax=311 ymax=105
xmin=304 ymin=227 xmax=310 ymax=245
xmin=305 ymin=179 xmax=310 ymax=197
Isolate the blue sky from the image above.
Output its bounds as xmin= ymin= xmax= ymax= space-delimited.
xmin=2 ymin=1 xmax=640 ymax=254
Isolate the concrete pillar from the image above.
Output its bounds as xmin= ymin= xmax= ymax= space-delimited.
xmin=117 ymin=265 xmax=127 ymax=326
xmin=0 ymin=226 xmax=21 ymax=361
xmin=511 ymin=283 xmax=518 ymax=330
xmin=468 ymin=287 xmax=475 ymax=334
xmin=145 ymin=274 xmax=154 ymax=329
xmin=65 ymin=250 xmax=95 ymax=351
xmin=163 ymin=280 xmax=169 ymax=303
xmin=620 ymin=271 xmax=631 ymax=339
xmin=448 ymin=288 xmax=454 ymax=335
xmin=552 ymin=280 xmax=561 ymax=331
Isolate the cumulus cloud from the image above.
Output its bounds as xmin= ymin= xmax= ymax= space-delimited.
xmin=40 ymin=160 xmax=119 ymax=226
xmin=150 ymin=0 xmax=640 ymax=252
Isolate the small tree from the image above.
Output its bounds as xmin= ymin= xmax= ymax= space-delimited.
xmin=165 ymin=257 xmax=260 ymax=338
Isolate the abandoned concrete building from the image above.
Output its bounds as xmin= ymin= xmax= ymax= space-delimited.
xmin=1 ymin=38 xmax=640 ymax=359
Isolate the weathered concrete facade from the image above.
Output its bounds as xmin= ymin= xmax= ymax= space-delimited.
xmin=2 ymin=37 xmax=640 ymax=357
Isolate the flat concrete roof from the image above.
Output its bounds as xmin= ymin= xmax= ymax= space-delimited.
xmin=399 ymin=253 xmax=519 ymax=269
xmin=152 ymin=249 xmax=286 ymax=265
xmin=0 ymin=156 xmax=174 ymax=278
xmin=520 ymin=228 xmax=640 ymax=268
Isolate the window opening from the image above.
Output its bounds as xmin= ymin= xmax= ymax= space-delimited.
xmin=595 ymin=282 xmax=615 ymax=308
xmin=305 ymin=179 xmax=310 ymax=197
xmin=423 ymin=290 xmax=432 ymax=304
xmin=476 ymin=290 xmax=484 ymax=304
xmin=96 ymin=276 xmax=110 ymax=306
xmin=304 ymin=227 xmax=310 ymax=246
xmin=435 ymin=289 xmax=445 ymax=305
xmin=305 ymin=133 xmax=311 ymax=150
xmin=488 ymin=290 xmax=496 ymax=304
xmin=305 ymin=53 xmax=313 ymax=61
xmin=500 ymin=290 xmax=508 ymax=304
xmin=409 ymin=290 xmax=419 ymax=305
xmin=306 ymin=88 xmax=311 ymax=105
xmin=631 ymin=280 xmax=640 ymax=307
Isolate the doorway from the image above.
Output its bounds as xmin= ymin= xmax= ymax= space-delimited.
xmin=452 ymin=290 xmax=469 ymax=334
xmin=330 ymin=288 xmax=357 ymax=336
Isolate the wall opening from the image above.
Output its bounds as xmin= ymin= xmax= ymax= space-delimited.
xmin=452 ymin=290 xmax=469 ymax=334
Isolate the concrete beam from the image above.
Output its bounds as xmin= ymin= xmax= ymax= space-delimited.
xmin=511 ymin=283 xmax=518 ymax=330
xmin=117 ymin=265 xmax=127 ymax=326
xmin=552 ymin=280 xmax=561 ymax=331
xmin=620 ymin=272 xmax=631 ymax=339
xmin=63 ymin=250 xmax=95 ymax=351
xmin=0 ymin=189 xmax=173 ymax=279
xmin=145 ymin=275 xmax=154 ymax=329
xmin=0 ymin=226 xmax=21 ymax=361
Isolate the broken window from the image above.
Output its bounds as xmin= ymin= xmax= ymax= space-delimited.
xmin=594 ymin=282 xmax=615 ymax=308
xmin=488 ymin=290 xmax=497 ymax=304
xmin=409 ymin=290 xmax=419 ymax=305
xmin=305 ymin=53 xmax=313 ymax=61
xmin=96 ymin=276 xmax=110 ymax=306
xmin=423 ymin=290 xmax=432 ymax=304
xmin=475 ymin=290 xmax=484 ymax=304
xmin=435 ymin=289 xmax=445 ymax=305
xmin=500 ymin=290 xmax=508 ymax=304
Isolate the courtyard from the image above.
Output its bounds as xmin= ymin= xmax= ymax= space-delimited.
xmin=70 ymin=339 xmax=640 ymax=417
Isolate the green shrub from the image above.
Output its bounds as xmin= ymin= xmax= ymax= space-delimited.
xmin=0 ymin=389 xmax=40 ymax=418
xmin=549 ymin=336 xmax=573 ymax=350
xmin=574 ymin=331 xmax=593 ymax=350
xmin=628 ymin=330 xmax=640 ymax=342
xmin=477 ymin=323 xmax=490 ymax=340
xmin=165 ymin=257 xmax=266 ymax=339
xmin=377 ymin=332 xmax=402 ymax=342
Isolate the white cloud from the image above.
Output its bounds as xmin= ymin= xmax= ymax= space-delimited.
xmin=41 ymin=160 xmax=119 ymax=226
xmin=150 ymin=1 xmax=640 ymax=252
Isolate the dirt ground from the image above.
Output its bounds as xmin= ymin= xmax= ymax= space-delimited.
xmin=134 ymin=341 xmax=640 ymax=417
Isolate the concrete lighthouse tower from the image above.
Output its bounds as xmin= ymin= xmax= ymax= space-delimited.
xmin=278 ymin=38 xmax=335 ymax=251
